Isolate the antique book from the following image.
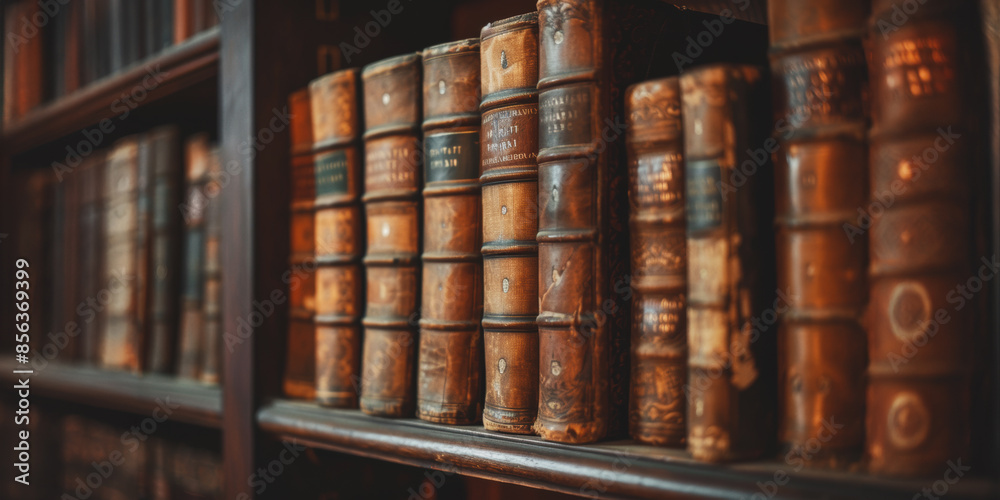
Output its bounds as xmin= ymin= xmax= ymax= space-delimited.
xmin=285 ymin=89 xmax=318 ymax=400
xmin=146 ymin=126 xmax=182 ymax=373
xmin=534 ymin=0 xmax=725 ymax=443
xmin=360 ymin=53 xmax=423 ymax=417
xmin=624 ymin=77 xmax=687 ymax=447
xmin=768 ymin=0 xmax=869 ymax=467
xmin=865 ymin=0 xmax=979 ymax=476
xmin=310 ymin=69 xmax=365 ymax=408
xmin=177 ymin=133 xmax=212 ymax=380
xmin=3 ymin=0 xmax=45 ymax=123
xmin=135 ymin=136 xmax=153 ymax=368
xmin=101 ymin=136 xmax=144 ymax=372
xmin=681 ymin=65 xmax=775 ymax=462
xmin=78 ymin=152 xmax=106 ymax=364
xmin=479 ymin=12 xmax=541 ymax=434
xmin=417 ymin=39 xmax=484 ymax=425
xmin=200 ymin=148 xmax=223 ymax=385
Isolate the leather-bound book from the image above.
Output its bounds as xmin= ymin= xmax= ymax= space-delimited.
xmin=624 ymin=77 xmax=687 ymax=447
xmin=681 ymin=65 xmax=775 ymax=462
xmin=768 ymin=0 xmax=869 ymax=468
xmin=865 ymin=0 xmax=980 ymax=476
xmin=479 ymin=12 xmax=541 ymax=435
xmin=310 ymin=69 xmax=365 ymax=408
xmin=177 ymin=133 xmax=211 ymax=380
xmin=101 ymin=137 xmax=144 ymax=372
xmin=200 ymin=148 xmax=223 ymax=385
xmin=285 ymin=89 xmax=318 ymax=399
xmin=360 ymin=53 xmax=423 ymax=417
xmin=417 ymin=39 xmax=484 ymax=425
xmin=3 ymin=0 xmax=44 ymax=123
xmin=78 ymin=152 xmax=106 ymax=364
xmin=135 ymin=136 xmax=152 ymax=367
xmin=534 ymin=0 xmax=711 ymax=443
xmin=146 ymin=126 xmax=182 ymax=373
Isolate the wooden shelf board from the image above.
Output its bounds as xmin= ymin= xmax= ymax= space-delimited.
xmin=0 ymin=27 xmax=220 ymax=155
xmin=0 ymin=359 xmax=222 ymax=429
xmin=259 ymin=400 xmax=998 ymax=500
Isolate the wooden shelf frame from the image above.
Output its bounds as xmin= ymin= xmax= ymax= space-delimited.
xmin=258 ymin=400 xmax=999 ymax=500
xmin=0 ymin=360 xmax=222 ymax=429
xmin=0 ymin=26 xmax=220 ymax=156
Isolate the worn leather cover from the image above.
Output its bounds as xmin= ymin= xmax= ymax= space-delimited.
xmin=624 ymin=77 xmax=687 ymax=447
xmin=480 ymin=12 xmax=541 ymax=435
xmin=681 ymin=65 xmax=775 ymax=462
xmin=360 ymin=53 xmax=423 ymax=417
xmin=865 ymin=0 xmax=978 ymax=476
xmin=768 ymin=0 xmax=869 ymax=468
xmin=311 ymin=69 xmax=365 ymax=408
xmin=416 ymin=39 xmax=484 ymax=425
xmin=284 ymin=89 xmax=318 ymax=399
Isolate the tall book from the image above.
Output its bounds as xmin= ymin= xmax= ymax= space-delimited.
xmin=624 ymin=77 xmax=687 ymax=447
xmin=200 ymin=148 xmax=223 ymax=385
xmin=177 ymin=134 xmax=212 ymax=380
xmin=768 ymin=0 xmax=870 ymax=467
xmin=534 ymin=0 xmax=707 ymax=443
xmin=479 ymin=12 xmax=541 ymax=435
xmin=146 ymin=126 xmax=182 ymax=373
xmin=78 ymin=152 xmax=106 ymax=364
xmin=417 ymin=39 xmax=484 ymax=425
xmin=135 ymin=136 xmax=153 ymax=368
xmin=681 ymin=65 xmax=775 ymax=462
xmin=101 ymin=136 xmax=144 ymax=372
xmin=310 ymin=69 xmax=365 ymax=408
xmin=285 ymin=89 xmax=317 ymax=399
xmin=360 ymin=53 xmax=423 ymax=417
xmin=3 ymin=0 xmax=45 ymax=123
xmin=865 ymin=0 xmax=979 ymax=476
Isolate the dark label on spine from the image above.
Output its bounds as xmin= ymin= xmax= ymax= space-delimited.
xmin=424 ymin=131 xmax=480 ymax=183
xmin=539 ymin=84 xmax=592 ymax=150
xmin=685 ymin=159 xmax=723 ymax=231
xmin=315 ymin=150 xmax=349 ymax=196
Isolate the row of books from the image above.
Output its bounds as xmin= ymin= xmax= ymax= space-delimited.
xmin=281 ymin=0 xmax=994 ymax=477
xmin=37 ymin=128 xmax=223 ymax=383
xmin=3 ymin=0 xmax=218 ymax=123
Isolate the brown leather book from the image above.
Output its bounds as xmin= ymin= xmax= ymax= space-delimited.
xmin=79 ymin=152 xmax=106 ymax=364
xmin=174 ymin=0 xmax=195 ymax=44
xmin=146 ymin=126 xmax=183 ymax=373
xmin=624 ymin=77 xmax=687 ymax=447
xmin=534 ymin=0 xmax=706 ymax=443
xmin=681 ymin=65 xmax=775 ymax=462
xmin=768 ymin=0 xmax=869 ymax=468
xmin=417 ymin=39 xmax=484 ymax=425
xmin=285 ymin=89 xmax=318 ymax=400
xmin=3 ymin=0 xmax=45 ymax=123
xmin=101 ymin=136 xmax=144 ymax=372
xmin=479 ymin=12 xmax=541 ymax=435
xmin=865 ymin=0 xmax=980 ymax=476
xmin=200 ymin=147 xmax=223 ymax=385
xmin=360 ymin=53 xmax=423 ymax=417
xmin=177 ymin=133 xmax=211 ymax=380
xmin=310 ymin=69 xmax=365 ymax=408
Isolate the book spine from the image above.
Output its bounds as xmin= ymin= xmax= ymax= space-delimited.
xmin=417 ymin=39 xmax=484 ymax=425
xmin=360 ymin=53 xmax=423 ymax=417
xmin=768 ymin=0 xmax=870 ymax=467
xmin=177 ymin=134 xmax=210 ymax=380
xmin=79 ymin=153 xmax=106 ymax=364
xmin=147 ymin=127 xmax=182 ymax=373
xmin=624 ymin=77 xmax=687 ymax=447
xmin=681 ymin=65 xmax=774 ymax=462
xmin=200 ymin=148 xmax=223 ymax=385
xmin=310 ymin=70 xmax=365 ymax=408
xmin=865 ymin=0 xmax=977 ymax=476
xmin=101 ymin=137 xmax=142 ymax=372
xmin=285 ymin=89 xmax=317 ymax=399
xmin=479 ymin=12 xmax=541 ymax=435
